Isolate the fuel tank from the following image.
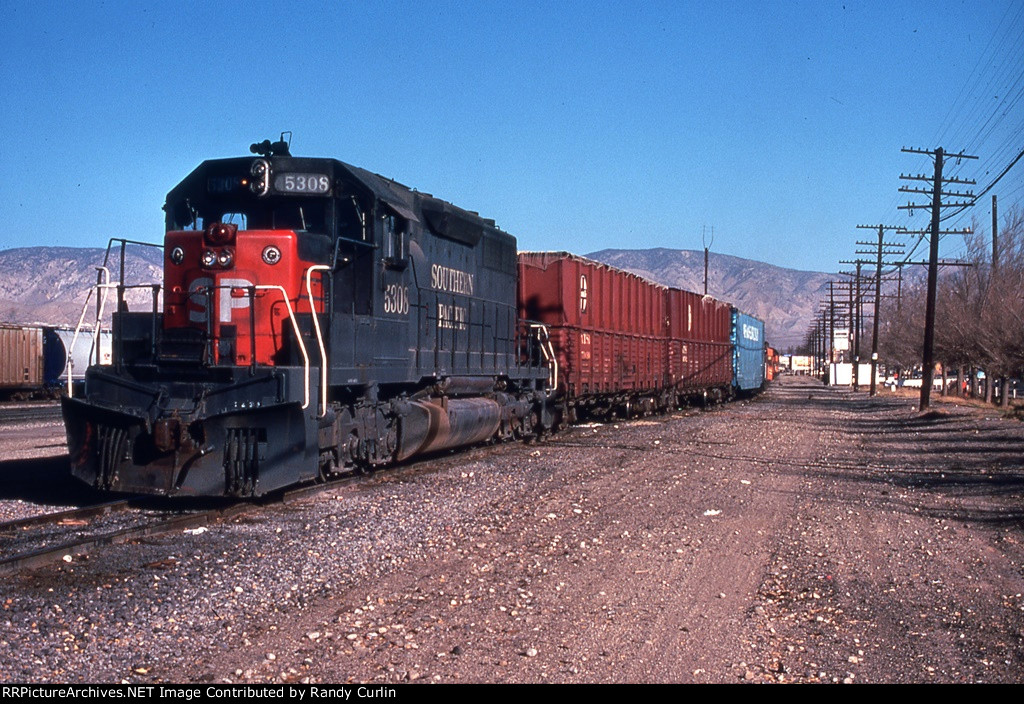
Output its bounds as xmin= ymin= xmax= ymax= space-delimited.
xmin=394 ymin=397 xmax=501 ymax=462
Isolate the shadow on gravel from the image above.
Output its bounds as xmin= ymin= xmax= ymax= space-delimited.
xmin=0 ymin=454 xmax=112 ymax=507
xmin=784 ymin=382 xmax=1024 ymax=530
xmin=0 ymin=455 xmax=281 ymax=513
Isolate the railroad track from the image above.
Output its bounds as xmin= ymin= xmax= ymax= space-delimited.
xmin=0 ymin=402 xmax=62 ymax=425
xmin=0 ymin=418 xmax=655 ymax=574
xmin=0 ymin=478 xmax=361 ymax=574
xmin=0 ymin=498 xmax=214 ymax=573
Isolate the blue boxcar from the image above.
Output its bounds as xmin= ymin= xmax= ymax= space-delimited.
xmin=731 ymin=309 xmax=765 ymax=393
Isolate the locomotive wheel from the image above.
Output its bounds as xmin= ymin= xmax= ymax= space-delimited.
xmin=520 ymin=408 xmax=536 ymax=442
xmin=317 ymin=454 xmax=336 ymax=483
xmin=344 ymin=432 xmax=360 ymax=467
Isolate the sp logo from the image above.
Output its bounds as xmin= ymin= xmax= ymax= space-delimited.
xmin=188 ymin=277 xmax=256 ymax=323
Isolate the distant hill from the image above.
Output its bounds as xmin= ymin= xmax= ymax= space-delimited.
xmin=0 ymin=246 xmax=163 ymax=326
xmin=0 ymin=245 xmax=829 ymax=350
xmin=586 ymin=248 xmax=831 ymax=350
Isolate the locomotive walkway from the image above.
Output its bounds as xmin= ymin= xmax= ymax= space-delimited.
xmin=1 ymin=375 xmax=1022 ymax=683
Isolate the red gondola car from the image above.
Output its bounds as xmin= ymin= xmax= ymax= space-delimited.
xmin=766 ymin=346 xmax=780 ymax=381
xmin=518 ymin=252 xmax=668 ymax=419
xmin=664 ymin=288 xmax=733 ymax=402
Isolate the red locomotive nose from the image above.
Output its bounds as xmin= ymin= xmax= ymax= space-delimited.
xmin=204 ymin=222 xmax=237 ymax=246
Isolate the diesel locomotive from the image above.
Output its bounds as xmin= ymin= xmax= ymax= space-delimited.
xmin=61 ymin=138 xmax=556 ymax=496
xmin=61 ymin=138 xmax=767 ymax=498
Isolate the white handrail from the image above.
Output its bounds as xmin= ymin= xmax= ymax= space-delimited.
xmin=67 ymin=266 xmax=114 ymax=398
xmin=255 ymin=285 xmax=310 ymax=410
xmin=304 ymin=265 xmax=330 ymax=417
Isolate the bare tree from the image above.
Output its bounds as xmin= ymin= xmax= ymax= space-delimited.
xmin=876 ymin=206 xmax=1024 ymax=407
xmin=937 ymin=208 xmax=1024 ymax=405
xmin=987 ymin=207 xmax=1024 ymax=405
xmin=878 ymin=280 xmax=926 ymax=370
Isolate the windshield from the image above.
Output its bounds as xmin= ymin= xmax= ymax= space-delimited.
xmin=169 ymin=198 xmax=330 ymax=235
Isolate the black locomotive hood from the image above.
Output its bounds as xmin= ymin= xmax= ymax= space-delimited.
xmin=341 ymin=162 xmax=502 ymax=247
xmin=164 ymin=154 xmax=505 ymax=247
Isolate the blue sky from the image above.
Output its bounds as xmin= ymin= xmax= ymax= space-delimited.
xmin=1 ymin=0 xmax=1021 ymax=273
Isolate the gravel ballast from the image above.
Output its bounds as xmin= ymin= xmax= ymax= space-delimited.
xmin=0 ymin=376 xmax=1021 ymax=683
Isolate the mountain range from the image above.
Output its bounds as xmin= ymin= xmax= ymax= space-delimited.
xmin=586 ymin=248 xmax=830 ymax=349
xmin=0 ymin=245 xmax=830 ymax=350
xmin=0 ymin=245 xmax=164 ymax=328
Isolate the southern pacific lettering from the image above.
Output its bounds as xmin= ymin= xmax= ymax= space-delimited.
xmin=430 ymin=264 xmax=475 ymax=295
xmin=437 ymin=303 xmax=468 ymax=331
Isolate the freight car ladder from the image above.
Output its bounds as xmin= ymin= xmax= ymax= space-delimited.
xmin=530 ymin=323 xmax=558 ymax=392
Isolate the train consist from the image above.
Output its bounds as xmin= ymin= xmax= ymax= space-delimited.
xmin=61 ymin=139 xmax=767 ymax=497
xmin=0 ymin=324 xmax=111 ymax=399
xmin=518 ymin=252 xmax=764 ymax=421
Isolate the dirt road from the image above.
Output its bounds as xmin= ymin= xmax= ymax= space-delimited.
xmin=2 ymin=376 xmax=1022 ymax=683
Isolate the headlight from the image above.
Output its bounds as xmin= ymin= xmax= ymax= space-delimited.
xmin=217 ymin=250 xmax=233 ymax=267
xmin=250 ymin=159 xmax=270 ymax=196
xmin=204 ymin=222 xmax=236 ymax=246
xmin=262 ymin=245 xmax=282 ymax=265
xmin=170 ymin=247 xmax=185 ymax=265
xmin=201 ymin=250 xmax=217 ymax=267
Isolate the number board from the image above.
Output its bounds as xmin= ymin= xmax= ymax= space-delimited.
xmin=207 ymin=176 xmax=246 ymax=194
xmin=273 ymin=173 xmax=331 ymax=195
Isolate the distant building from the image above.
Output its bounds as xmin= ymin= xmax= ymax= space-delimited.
xmin=790 ymin=355 xmax=813 ymax=374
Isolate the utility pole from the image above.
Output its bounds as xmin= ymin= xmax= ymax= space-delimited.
xmin=992 ymin=195 xmax=998 ymax=272
xmin=838 ymin=261 xmax=868 ymax=391
xmin=823 ymin=311 xmax=831 ymax=382
xmin=812 ymin=322 xmax=818 ymax=377
xmin=828 ymin=282 xmax=836 ymax=384
xmin=856 ymin=225 xmax=905 ymax=396
xmin=702 ymin=226 xmax=714 ymax=296
xmin=855 ymin=261 xmax=863 ymax=387
xmin=899 ymin=146 xmax=976 ymax=410
xmin=804 ymin=313 xmax=827 ymax=378
xmin=814 ymin=320 xmax=821 ymax=377
xmin=848 ymin=278 xmax=855 ymax=366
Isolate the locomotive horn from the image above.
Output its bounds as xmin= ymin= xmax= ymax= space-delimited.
xmin=249 ymin=140 xmax=273 ymax=157
xmin=250 ymin=134 xmax=292 ymax=157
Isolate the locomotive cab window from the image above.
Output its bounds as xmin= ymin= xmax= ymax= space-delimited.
xmin=218 ymin=212 xmax=248 ymax=229
xmin=166 ymin=199 xmax=331 ymax=235
xmin=248 ymin=201 xmax=329 ymax=234
xmin=337 ymin=195 xmax=368 ymax=242
xmin=382 ymin=214 xmax=408 ymax=267
xmin=168 ymin=200 xmax=197 ymax=230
